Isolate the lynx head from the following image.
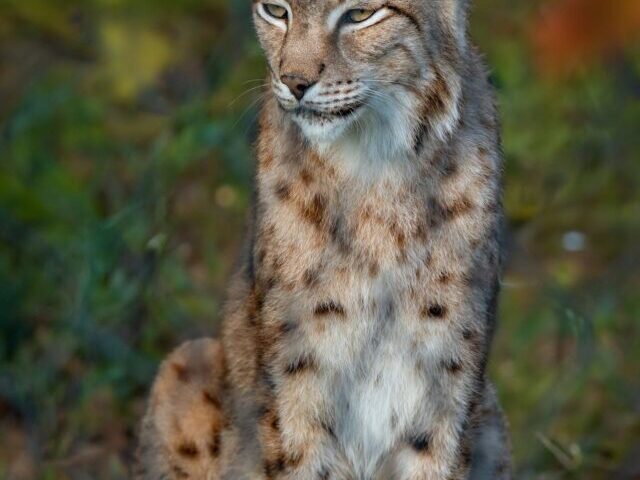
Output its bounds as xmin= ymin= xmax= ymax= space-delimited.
xmin=252 ymin=0 xmax=469 ymax=160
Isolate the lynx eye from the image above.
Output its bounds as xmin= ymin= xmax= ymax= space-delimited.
xmin=345 ymin=9 xmax=376 ymax=23
xmin=263 ymin=3 xmax=288 ymax=20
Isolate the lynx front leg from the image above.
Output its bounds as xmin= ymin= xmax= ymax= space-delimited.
xmin=389 ymin=382 xmax=511 ymax=480
xmin=257 ymin=380 xmax=351 ymax=479
xmin=391 ymin=419 xmax=469 ymax=480
xmin=387 ymin=365 xmax=481 ymax=480
xmin=255 ymin=350 xmax=352 ymax=480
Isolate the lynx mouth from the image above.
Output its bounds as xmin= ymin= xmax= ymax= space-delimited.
xmin=292 ymin=104 xmax=363 ymax=122
xmin=288 ymin=102 xmax=366 ymax=143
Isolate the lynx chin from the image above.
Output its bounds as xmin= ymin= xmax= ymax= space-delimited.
xmin=134 ymin=0 xmax=512 ymax=479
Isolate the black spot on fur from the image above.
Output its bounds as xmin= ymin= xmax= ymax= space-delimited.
xmin=177 ymin=442 xmax=199 ymax=459
xmin=428 ymin=304 xmax=447 ymax=318
xmin=264 ymin=275 xmax=278 ymax=292
xmin=409 ymin=432 xmax=431 ymax=453
xmin=259 ymin=406 xmax=277 ymax=426
xmin=303 ymin=267 xmax=320 ymax=287
xmin=414 ymin=122 xmax=429 ymax=154
xmin=415 ymin=222 xmax=428 ymax=241
xmin=329 ymin=215 xmax=351 ymax=253
xmin=247 ymin=288 xmax=264 ymax=326
xmin=270 ymin=413 xmax=280 ymax=431
xmin=421 ymin=303 xmax=447 ymax=319
xmin=369 ymin=261 xmax=380 ymax=277
xmin=264 ymin=457 xmax=286 ymax=477
xmin=320 ymin=418 xmax=337 ymax=439
xmin=261 ymin=368 xmax=277 ymax=390
xmin=318 ymin=466 xmax=331 ymax=480
xmin=286 ymin=452 xmax=304 ymax=469
xmin=314 ymin=301 xmax=346 ymax=317
xmin=444 ymin=359 xmax=463 ymax=374
xmin=300 ymin=193 xmax=327 ymax=228
xmin=442 ymin=158 xmax=459 ymax=177
xmin=172 ymin=363 xmax=189 ymax=382
xmin=284 ymin=355 xmax=316 ymax=375
xmin=428 ymin=196 xmax=446 ymax=228
xmin=202 ymin=390 xmax=221 ymax=409
xmin=274 ymin=181 xmax=291 ymax=201
xmin=300 ymin=169 xmax=313 ymax=185
xmin=256 ymin=248 xmax=266 ymax=267
xmin=462 ymin=328 xmax=474 ymax=340
xmin=209 ymin=430 xmax=221 ymax=457
xmin=438 ymin=271 xmax=453 ymax=283
xmin=280 ymin=321 xmax=297 ymax=335
xmin=428 ymin=195 xmax=474 ymax=227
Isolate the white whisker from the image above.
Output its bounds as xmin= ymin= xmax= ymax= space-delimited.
xmin=229 ymin=84 xmax=270 ymax=107
xmin=240 ymin=78 xmax=269 ymax=86
xmin=233 ymin=92 xmax=268 ymax=129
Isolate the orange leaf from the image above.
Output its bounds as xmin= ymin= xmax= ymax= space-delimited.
xmin=532 ymin=0 xmax=640 ymax=75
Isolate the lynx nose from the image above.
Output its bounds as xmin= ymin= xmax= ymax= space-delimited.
xmin=280 ymin=74 xmax=313 ymax=101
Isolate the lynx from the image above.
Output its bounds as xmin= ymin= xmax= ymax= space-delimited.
xmin=135 ymin=0 xmax=512 ymax=479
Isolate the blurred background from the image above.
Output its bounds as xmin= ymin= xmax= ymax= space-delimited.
xmin=0 ymin=0 xmax=638 ymax=478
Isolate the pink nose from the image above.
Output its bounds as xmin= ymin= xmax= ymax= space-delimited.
xmin=281 ymin=75 xmax=313 ymax=100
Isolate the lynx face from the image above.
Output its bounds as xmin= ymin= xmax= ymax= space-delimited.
xmin=253 ymin=0 xmax=466 ymax=157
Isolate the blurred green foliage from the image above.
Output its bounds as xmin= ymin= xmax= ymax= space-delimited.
xmin=0 ymin=1 xmax=638 ymax=479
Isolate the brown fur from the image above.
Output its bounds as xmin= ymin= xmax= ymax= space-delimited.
xmin=136 ymin=0 xmax=512 ymax=478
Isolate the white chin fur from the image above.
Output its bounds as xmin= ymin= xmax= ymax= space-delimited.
xmin=293 ymin=112 xmax=359 ymax=146
xmin=292 ymin=89 xmax=419 ymax=177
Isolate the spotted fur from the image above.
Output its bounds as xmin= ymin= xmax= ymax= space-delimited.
xmin=136 ymin=0 xmax=512 ymax=478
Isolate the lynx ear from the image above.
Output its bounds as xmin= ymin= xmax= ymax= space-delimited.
xmin=439 ymin=0 xmax=471 ymax=48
